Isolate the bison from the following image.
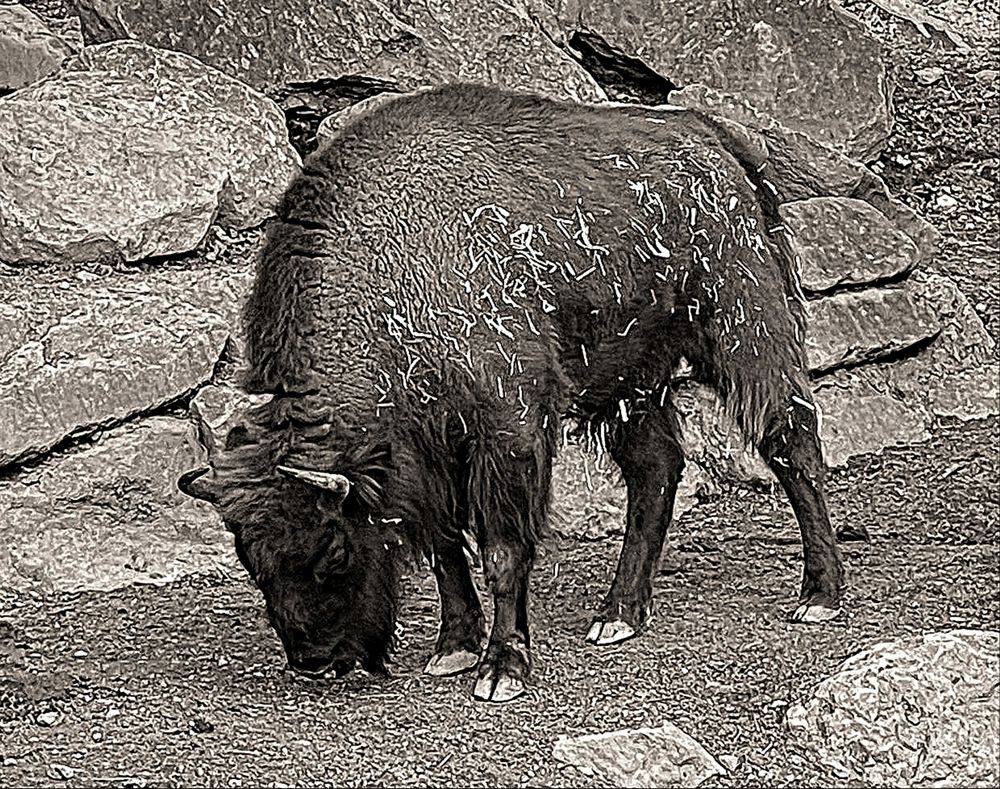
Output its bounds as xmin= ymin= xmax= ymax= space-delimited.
xmin=178 ymin=84 xmax=843 ymax=703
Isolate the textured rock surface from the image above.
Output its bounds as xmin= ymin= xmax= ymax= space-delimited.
xmin=882 ymin=272 xmax=999 ymax=420
xmin=0 ymin=41 xmax=299 ymax=266
xmin=0 ymin=3 xmax=72 ymax=91
xmin=813 ymin=369 xmax=931 ymax=468
xmin=804 ymin=283 xmax=941 ymax=372
xmin=783 ymin=197 xmax=921 ymax=293
xmin=537 ymin=0 xmax=890 ymax=159
xmin=72 ymin=0 xmax=603 ymax=101
xmin=553 ymin=722 xmax=727 ymax=787
xmin=189 ymin=383 xmax=272 ymax=453
xmin=0 ymin=259 xmax=254 ymax=467
xmin=0 ymin=416 xmax=234 ymax=593
xmin=786 ymin=629 xmax=1000 ymax=787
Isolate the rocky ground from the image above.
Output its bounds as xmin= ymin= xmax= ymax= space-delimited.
xmin=1 ymin=1 xmax=998 ymax=787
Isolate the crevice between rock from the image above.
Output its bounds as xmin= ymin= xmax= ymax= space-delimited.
xmin=809 ymin=330 xmax=941 ymax=380
xmin=270 ymin=75 xmax=402 ymax=157
xmin=802 ymin=264 xmax=917 ymax=299
xmin=563 ymin=30 xmax=677 ymax=105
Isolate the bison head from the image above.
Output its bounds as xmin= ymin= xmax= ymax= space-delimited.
xmin=178 ymin=407 xmax=400 ymax=678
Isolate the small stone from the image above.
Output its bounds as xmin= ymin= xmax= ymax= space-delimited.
xmin=719 ymin=754 xmax=741 ymax=771
xmin=37 ymin=711 xmax=61 ymax=727
xmin=973 ymin=69 xmax=998 ymax=84
xmin=976 ymin=301 xmax=988 ymax=313
xmin=72 ymin=649 xmax=88 ymax=658
xmin=936 ymin=194 xmax=959 ymax=210
xmin=554 ymin=722 xmax=726 ymax=787
xmin=47 ymin=764 xmax=75 ymax=781
xmin=914 ymin=66 xmax=944 ymax=85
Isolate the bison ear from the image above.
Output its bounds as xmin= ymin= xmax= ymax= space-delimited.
xmin=178 ymin=467 xmax=223 ymax=504
xmin=277 ymin=465 xmax=351 ymax=504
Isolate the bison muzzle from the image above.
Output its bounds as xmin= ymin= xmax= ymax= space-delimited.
xmin=179 ymin=84 xmax=844 ymax=703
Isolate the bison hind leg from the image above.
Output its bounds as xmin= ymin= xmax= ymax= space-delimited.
xmin=587 ymin=395 xmax=686 ymax=645
xmin=754 ymin=384 xmax=844 ymax=623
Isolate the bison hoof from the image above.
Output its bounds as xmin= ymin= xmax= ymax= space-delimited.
xmin=473 ymin=670 xmax=525 ymax=703
xmin=789 ymin=603 xmax=841 ymax=623
xmin=585 ymin=619 xmax=637 ymax=645
xmin=424 ymin=649 xmax=480 ymax=677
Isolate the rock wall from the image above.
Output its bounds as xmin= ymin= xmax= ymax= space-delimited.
xmin=0 ymin=0 xmax=995 ymax=591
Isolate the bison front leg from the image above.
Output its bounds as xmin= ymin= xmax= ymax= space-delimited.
xmin=424 ymin=538 xmax=486 ymax=677
xmin=475 ymin=539 xmax=534 ymax=703
xmin=588 ymin=404 xmax=684 ymax=645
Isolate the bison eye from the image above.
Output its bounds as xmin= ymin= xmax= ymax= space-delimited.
xmin=312 ymin=532 xmax=349 ymax=584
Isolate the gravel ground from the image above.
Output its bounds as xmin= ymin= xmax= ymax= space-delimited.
xmin=2 ymin=2 xmax=998 ymax=787
xmin=1 ymin=419 xmax=997 ymax=787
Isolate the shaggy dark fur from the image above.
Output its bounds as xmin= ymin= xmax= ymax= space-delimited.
xmin=179 ymin=84 xmax=843 ymax=701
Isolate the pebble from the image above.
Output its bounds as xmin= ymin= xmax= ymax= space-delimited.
xmin=973 ymin=69 xmax=998 ymax=84
xmin=936 ymin=194 xmax=959 ymax=210
xmin=72 ymin=649 xmax=88 ymax=658
xmin=914 ymin=66 xmax=944 ymax=85
xmin=46 ymin=764 xmax=75 ymax=781
xmin=37 ymin=711 xmax=61 ymax=727
xmin=719 ymin=754 xmax=741 ymax=771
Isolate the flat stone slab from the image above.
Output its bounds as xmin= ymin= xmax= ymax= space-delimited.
xmin=783 ymin=197 xmax=920 ymax=293
xmin=553 ymin=722 xmax=726 ymax=787
xmin=786 ymin=629 xmax=1000 ymax=787
xmin=0 ymin=40 xmax=299 ymax=266
xmin=0 ymin=256 xmax=255 ymax=468
xmin=74 ymin=0 xmax=603 ymax=101
xmin=0 ymin=415 xmax=236 ymax=593
xmin=538 ymin=0 xmax=890 ymax=159
xmin=0 ymin=4 xmax=72 ymax=92
xmin=804 ymin=282 xmax=941 ymax=373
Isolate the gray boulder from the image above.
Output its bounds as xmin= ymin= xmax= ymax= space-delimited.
xmin=786 ymin=630 xmax=1000 ymax=787
xmin=0 ymin=3 xmax=73 ymax=92
xmin=0 ymin=415 xmax=234 ymax=593
xmin=0 ymin=255 xmax=255 ymax=468
xmin=536 ymin=0 xmax=891 ymax=159
xmin=72 ymin=0 xmax=603 ymax=101
xmin=783 ymin=197 xmax=921 ymax=294
xmin=0 ymin=41 xmax=299 ymax=266
xmin=812 ymin=368 xmax=931 ymax=467
xmin=804 ymin=281 xmax=941 ymax=373
xmin=882 ymin=272 xmax=999 ymax=421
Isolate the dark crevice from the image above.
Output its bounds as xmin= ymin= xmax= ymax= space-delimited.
xmin=809 ymin=330 xmax=941 ymax=380
xmin=802 ymin=264 xmax=917 ymax=299
xmin=565 ymin=30 xmax=677 ymax=105
xmin=269 ymin=75 xmax=402 ymax=158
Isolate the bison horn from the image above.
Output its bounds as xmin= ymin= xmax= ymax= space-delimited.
xmin=178 ymin=467 xmax=222 ymax=504
xmin=277 ymin=466 xmax=351 ymax=501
